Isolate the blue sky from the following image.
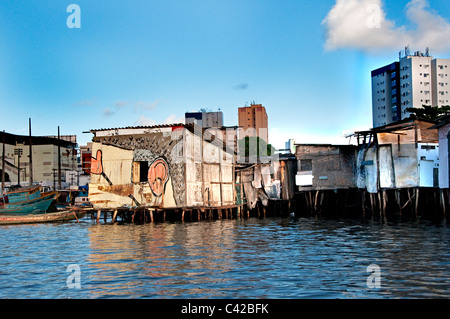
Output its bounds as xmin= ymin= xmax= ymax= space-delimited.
xmin=1 ymin=0 xmax=450 ymax=148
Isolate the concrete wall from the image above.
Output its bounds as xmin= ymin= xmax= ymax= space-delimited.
xmin=295 ymin=144 xmax=357 ymax=191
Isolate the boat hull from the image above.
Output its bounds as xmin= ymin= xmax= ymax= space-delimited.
xmin=0 ymin=193 xmax=56 ymax=215
xmin=0 ymin=209 xmax=87 ymax=225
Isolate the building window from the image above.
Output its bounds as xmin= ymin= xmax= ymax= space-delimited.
xmin=300 ymin=159 xmax=312 ymax=171
xmin=133 ymin=161 xmax=149 ymax=183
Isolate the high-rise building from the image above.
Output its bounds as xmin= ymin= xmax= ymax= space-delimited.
xmin=185 ymin=111 xmax=223 ymax=128
xmin=238 ymin=103 xmax=268 ymax=142
xmin=372 ymin=49 xmax=450 ymax=128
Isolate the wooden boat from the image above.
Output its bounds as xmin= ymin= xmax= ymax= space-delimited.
xmin=0 ymin=209 xmax=87 ymax=225
xmin=0 ymin=184 xmax=57 ymax=215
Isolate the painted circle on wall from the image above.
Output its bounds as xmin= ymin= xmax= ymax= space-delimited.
xmin=148 ymin=158 xmax=169 ymax=196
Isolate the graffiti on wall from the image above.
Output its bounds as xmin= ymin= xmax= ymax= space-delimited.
xmin=94 ymin=133 xmax=185 ymax=206
xmin=91 ymin=149 xmax=113 ymax=185
xmin=91 ymin=150 xmax=103 ymax=175
xmin=148 ymin=158 xmax=169 ymax=196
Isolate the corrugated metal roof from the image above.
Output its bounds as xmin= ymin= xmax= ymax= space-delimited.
xmin=90 ymin=123 xmax=185 ymax=132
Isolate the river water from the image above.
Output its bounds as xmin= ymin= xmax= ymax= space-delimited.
xmin=0 ymin=215 xmax=448 ymax=299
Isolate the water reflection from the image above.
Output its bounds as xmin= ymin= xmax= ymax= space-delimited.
xmin=83 ymin=217 xmax=449 ymax=299
xmin=0 ymin=216 xmax=448 ymax=298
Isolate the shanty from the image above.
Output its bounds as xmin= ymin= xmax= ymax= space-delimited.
xmin=84 ymin=122 xmax=295 ymax=223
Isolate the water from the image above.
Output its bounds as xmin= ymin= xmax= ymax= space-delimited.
xmin=0 ymin=216 xmax=448 ymax=299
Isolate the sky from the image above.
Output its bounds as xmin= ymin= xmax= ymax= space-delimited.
xmin=1 ymin=0 xmax=450 ymax=148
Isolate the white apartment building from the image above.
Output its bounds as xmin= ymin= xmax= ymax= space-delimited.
xmin=1 ymin=131 xmax=78 ymax=189
xmin=372 ymin=49 xmax=450 ymax=128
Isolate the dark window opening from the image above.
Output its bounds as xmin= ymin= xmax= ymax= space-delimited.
xmin=300 ymin=159 xmax=312 ymax=171
xmin=139 ymin=161 xmax=149 ymax=182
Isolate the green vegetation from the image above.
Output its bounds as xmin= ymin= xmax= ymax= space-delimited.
xmin=406 ymin=105 xmax=450 ymax=121
xmin=238 ymin=136 xmax=275 ymax=157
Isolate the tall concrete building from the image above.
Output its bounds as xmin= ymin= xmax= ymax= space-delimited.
xmin=372 ymin=49 xmax=450 ymax=128
xmin=185 ymin=111 xmax=223 ymax=128
xmin=238 ymin=103 xmax=268 ymax=142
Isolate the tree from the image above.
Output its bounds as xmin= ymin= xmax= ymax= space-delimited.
xmin=406 ymin=104 xmax=450 ymax=121
xmin=238 ymin=136 xmax=275 ymax=157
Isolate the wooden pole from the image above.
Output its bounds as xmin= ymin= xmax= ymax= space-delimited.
xmin=112 ymin=209 xmax=118 ymax=222
xmin=1 ymin=130 xmax=5 ymax=195
xmin=29 ymin=118 xmax=33 ymax=185
xmin=71 ymin=209 xmax=79 ymax=223
xmin=415 ymin=188 xmax=420 ymax=218
xmin=96 ymin=209 xmax=101 ymax=224
xmin=57 ymin=126 xmax=61 ymax=190
xmin=361 ymin=190 xmax=366 ymax=218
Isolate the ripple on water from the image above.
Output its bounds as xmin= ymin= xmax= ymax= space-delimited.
xmin=0 ymin=217 xmax=448 ymax=298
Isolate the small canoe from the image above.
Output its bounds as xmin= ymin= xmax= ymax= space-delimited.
xmin=0 ymin=209 xmax=87 ymax=225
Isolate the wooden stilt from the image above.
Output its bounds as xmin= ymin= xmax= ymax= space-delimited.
xmin=415 ymin=188 xmax=420 ymax=218
xmin=149 ymin=209 xmax=154 ymax=222
xmin=395 ymin=189 xmax=402 ymax=217
xmin=96 ymin=210 xmax=101 ymax=224
xmin=182 ymin=209 xmax=185 ymax=222
xmin=314 ymin=191 xmax=319 ymax=213
xmin=377 ymin=192 xmax=382 ymax=218
xmin=361 ymin=190 xmax=366 ymax=218
xmin=112 ymin=209 xmax=118 ymax=222
xmin=308 ymin=191 xmax=313 ymax=214
xmin=370 ymin=193 xmax=375 ymax=215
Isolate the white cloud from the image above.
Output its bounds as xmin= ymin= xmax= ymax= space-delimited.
xmin=135 ymin=115 xmax=156 ymax=126
xmin=163 ymin=114 xmax=185 ymax=124
xmin=323 ymin=0 xmax=450 ymax=53
xmin=134 ymin=114 xmax=184 ymax=127
xmin=134 ymin=99 xmax=161 ymax=112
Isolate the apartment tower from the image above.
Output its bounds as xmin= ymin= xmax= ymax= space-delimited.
xmin=238 ymin=103 xmax=268 ymax=143
xmin=372 ymin=48 xmax=450 ymax=128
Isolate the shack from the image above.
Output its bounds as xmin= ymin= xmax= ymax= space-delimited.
xmin=352 ymin=117 xmax=443 ymax=218
xmin=293 ymin=143 xmax=358 ymax=215
xmin=234 ymin=153 xmax=297 ymax=216
xmin=429 ymin=115 xmax=450 ymax=189
xmin=353 ymin=117 xmax=439 ymax=192
xmin=295 ymin=144 xmax=357 ymax=190
xmin=88 ymin=124 xmax=236 ymax=211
